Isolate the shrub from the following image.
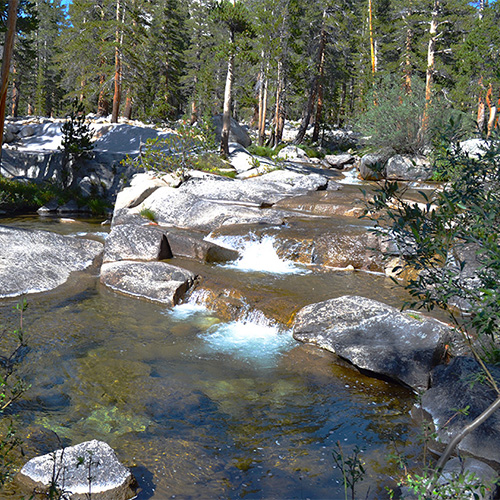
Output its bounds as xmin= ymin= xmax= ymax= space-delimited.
xmin=61 ymin=100 xmax=94 ymax=188
xmin=354 ymin=76 xmax=471 ymax=156
xmin=122 ymin=117 xmax=222 ymax=179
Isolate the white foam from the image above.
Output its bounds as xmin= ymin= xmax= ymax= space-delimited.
xmin=168 ymin=302 xmax=208 ymax=320
xmin=201 ymin=320 xmax=294 ymax=368
xmin=208 ymin=234 xmax=308 ymax=275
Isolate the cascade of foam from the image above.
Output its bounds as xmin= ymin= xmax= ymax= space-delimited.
xmin=200 ymin=317 xmax=294 ymax=368
xmin=207 ymin=233 xmax=307 ymax=274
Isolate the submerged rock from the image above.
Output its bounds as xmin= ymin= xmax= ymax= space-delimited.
xmin=16 ymin=440 xmax=136 ymax=500
xmin=0 ymin=226 xmax=103 ymax=298
xmin=420 ymin=356 xmax=500 ymax=467
xmin=100 ymin=261 xmax=196 ymax=305
xmin=292 ymin=295 xmax=450 ymax=391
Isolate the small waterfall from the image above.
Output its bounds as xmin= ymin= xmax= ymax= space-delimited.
xmin=339 ymin=167 xmax=363 ymax=185
xmin=206 ymin=233 xmax=308 ymax=274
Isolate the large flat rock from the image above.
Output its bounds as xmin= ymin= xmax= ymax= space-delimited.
xmin=16 ymin=440 xmax=136 ymax=500
xmin=100 ymin=261 xmax=196 ymax=305
xmin=0 ymin=226 xmax=103 ymax=298
xmin=292 ymin=295 xmax=450 ymax=391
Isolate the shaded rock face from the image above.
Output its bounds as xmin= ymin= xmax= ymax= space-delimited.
xmin=0 ymin=149 xmax=64 ymax=182
xmin=292 ymin=295 xmax=450 ymax=391
xmin=385 ymin=155 xmax=432 ymax=181
xmin=421 ymin=357 xmax=500 ymax=467
xmin=100 ymin=261 xmax=196 ymax=305
xmin=16 ymin=440 xmax=136 ymax=500
xmin=324 ymin=153 xmax=355 ymax=169
xmin=211 ymin=115 xmax=251 ymax=148
xmin=358 ymin=154 xmax=386 ymax=180
xmin=0 ymin=226 xmax=103 ymax=298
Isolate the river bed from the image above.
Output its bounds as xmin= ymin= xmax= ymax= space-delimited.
xmin=0 ymin=215 xmax=422 ymax=499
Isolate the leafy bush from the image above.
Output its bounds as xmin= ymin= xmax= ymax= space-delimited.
xmin=0 ymin=177 xmax=109 ymax=216
xmin=122 ymin=117 xmax=227 ymax=179
xmin=355 ymin=77 xmax=471 ymax=156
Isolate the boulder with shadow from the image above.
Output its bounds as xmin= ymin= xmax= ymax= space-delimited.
xmin=292 ymin=295 xmax=451 ymax=391
xmin=100 ymin=261 xmax=196 ymax=305
xmin=103 ymin=223 xmax=238 ymax=264
xmin=420 ymin=356 xmax=500 ymax=468
xmin=358 ymin=153 xmax=386 ymax=180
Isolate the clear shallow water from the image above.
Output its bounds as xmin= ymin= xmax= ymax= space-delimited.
xmin=0 ymin=216 xmax=420 ymax=499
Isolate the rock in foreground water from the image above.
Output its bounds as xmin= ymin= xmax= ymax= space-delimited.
xmin=0 ymin=226 xmax=103 ymax=298
xmin=16 ymin=440 xmax=136 ymax=500
xmin=293 ymin=295 xmax=450 ymax=391
xmin=100 ymin=261 xmax=196 ymax=305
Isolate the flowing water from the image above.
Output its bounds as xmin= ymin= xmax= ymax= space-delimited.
xmin=0 ymin=215 xmax=422 ymax=499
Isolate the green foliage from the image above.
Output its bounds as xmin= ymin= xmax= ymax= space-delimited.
xmin=61 ymin=100 xmax=94 ymax=189
xmin=122 ymin=117 xmax=223 ymax=179
xmin=364 ymin=130 xmax=500 ymax=351
xmin=0 ymin=177 xmax=108 ymax=216
xmin=247 ymin=144 xmax=278 ymax=159
xmin=332 ymin=442 xmax=365 ymax=500
xmin=139 ymin=207 xmax=157 ymax=222
xmin=354 ymin=77 xmax=427 ymax=155
xmin=0 ymin=299 xmax=29 ymax=487
xmin=400 ymin=468 xmax=497 ymax=499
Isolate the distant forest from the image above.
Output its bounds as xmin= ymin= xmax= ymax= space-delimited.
xmin=1 ymin=0 xmax=499 ymax=143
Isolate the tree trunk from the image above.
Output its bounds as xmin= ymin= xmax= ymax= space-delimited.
xmin=123 ymin=89 xmax=133 ymax=119
xmin=368 ymin=0 xmax=376 ymax=76
xmin=403 ymin=7 xmax=413 ymax=95
xmin=0 ymin=0 xmax=19 ymax=156
xmin=420 ymin=0 xmax=439 ymax=142
xmin=220 ymin=29 xmax=235 ymax=157
xmin=11 ymin=62 xmax=20 ymax=117
xmin=294 ymin=84 xmax=316 ymax=145
xmin=487 ymin=87 xmax=497 ymax=137
xmin=111 ymin=0 xmax=122 ymax=123
xmin=257 ymin=58 xmax=269 ymax=146
xmin=312 ymin=12 xmax=327 ymax=143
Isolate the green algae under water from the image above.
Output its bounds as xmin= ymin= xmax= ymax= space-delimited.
xmin=0 ymin=217 xmax=422 ymax=499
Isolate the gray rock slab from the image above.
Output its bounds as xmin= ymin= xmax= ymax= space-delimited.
xmin=386 ymin=154 xmax=432 ymax=181
xmin=421 ymin=356 xmax=500 ymax=467
xmin=293 ymin=295 xmax=450 ymax=391
xmin=100 ymin=261 xmax=196 ymax=305
xmin=103 ymin=224 xmax=238 ymax=264
xmin=16 ymin=439 xmax=136 ymax=500
xmin=117 ymin=185 xmax=285 ymax=232
xmin=324 ymin=153 xmax=355 ymax=169
xmin=248 ymin=169 xmax=328 ymax=192
xmin=103 ymin=224 xmax=172 ymax=263
xmin=0 ymin=226 xmax=103 ymax=298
